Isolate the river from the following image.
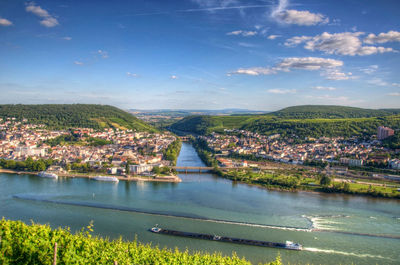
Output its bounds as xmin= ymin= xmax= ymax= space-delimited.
xmin=1 ymin=142 xmax=400 ymax=264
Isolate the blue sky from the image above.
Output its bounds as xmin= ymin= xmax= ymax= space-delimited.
xmin=0 ymin=0 xmax=399 ymax=111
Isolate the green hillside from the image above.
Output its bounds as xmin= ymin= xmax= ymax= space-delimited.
xmin=170 ymin=105 xmax=400 ymax=138
xmin=0 ymin=104 xmax=157 ymax=132
xmin=270 ymin=105 xmax=395 ymax=119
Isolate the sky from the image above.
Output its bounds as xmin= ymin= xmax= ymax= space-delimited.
xmin=0 ymin=0 xmax=400 ymax=111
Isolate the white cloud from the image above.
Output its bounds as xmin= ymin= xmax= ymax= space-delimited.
xmin=364 ymin=31 xmax=400 ymax=44
xmin=271 ymin=0 xmax=328 ymax=26
xmin=392 ymin=83 xmax=400 ymax=87
xmin=25 ymin=2 xmax=59 ymax=27
xmin=227 ymin=30 xmax=257 ymax=37
xmin=62 ymin=36 xmax=72 ymax=41
xmin=267 ymin=35 xmax=281 ymax=40
xmin=74 ymin=61 xmax=84 ymax=65
xmin=313 ymin=86 xmax=336 ymax=91
xmin=275 ymin=9 xmax=328 ymax=26
xmin=360 ymin=65 xmax=378 ymax=74
xmin=229 ymin=57 xmax=348 ymax=80
xmin=285 ymin=32 xmax=394 ymax=56
xmin=387 ymin=92 xmax=400 ymax=96
xmin=276 ymin=57 xmax=343 ymax=70
xmin=127 ymin=72 xmax=138 ymax=77
xmin=284 ymin=36 xmax=312 ymax=47
xmin=40 ymin=17 xmax=58 ymax=27
xmin=26 ymin=2 xmax=50 ymax=17
xmin=0 ymin=17 xmax=12 ymax=26
xmin=170 ymin=75 xmax=178 ymax=79
xmin=368 ymin=78 xmax=388 ymax=86
xmin=322 ymin=69 xmax=353 ymax=80
xmin=97 ymin=50 xmax=109 ymax=58
xmin=231 ymin=67 xmax=277 ymax=76
xmin=268 ymin=88 xmax=296 ymax=94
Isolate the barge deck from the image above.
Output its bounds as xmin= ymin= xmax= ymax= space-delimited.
xmin=149 ymin=226 xmax=302 ymax=250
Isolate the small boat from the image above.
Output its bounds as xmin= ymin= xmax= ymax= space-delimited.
xmin=284 ymin=241 xmax=302 ymax=250
xmin=149 ymin=226 xmax=302 ymax=251
xmin=38 ymin=171 xmax=58 ymax=179
xmin=92 ymin=176 xmax=119 ymax=182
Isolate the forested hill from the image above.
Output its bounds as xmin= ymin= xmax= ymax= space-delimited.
xmin=269 ymin=105 xmax=398 ymax=119
xmin=0 ymin=104 xmax=157 ymax=132
xmin=170 ymin=105 xmax=400 ymax=138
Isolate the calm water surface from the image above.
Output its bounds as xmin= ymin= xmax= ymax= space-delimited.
xmin=1 ymin=143 xmax=400 ymax=264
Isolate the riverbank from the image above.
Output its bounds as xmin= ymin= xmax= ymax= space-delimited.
xmin=190 ymin=140 xmax=400 ymax=199
xmin=0 ymin=168 xmax=181 ymax=183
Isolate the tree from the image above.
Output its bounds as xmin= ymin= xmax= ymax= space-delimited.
xmin=343 ymin=182 xmax=351 ymax=192
xmin=152 ymin=166 xmax=161 ymax=175
xmin=35 ymin=160 xmax=46 ymax=171
xmin=320 ymin=175 xmax=332 ymax=186
xmin=125 ymin=162 xmax=131 ymax=175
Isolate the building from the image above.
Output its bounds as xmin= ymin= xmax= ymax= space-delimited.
xmin=14 ymin=146 xmax=46 ymax=157
xmin=349 ymin=159 xmax=364 ymax=167
xmin=340 ymin=158 xmax=364 ymax=167
xmin=129 ymin=164 xmax=153 ymax=174
xmin=377 ymin=126 xmax=394 ymax=140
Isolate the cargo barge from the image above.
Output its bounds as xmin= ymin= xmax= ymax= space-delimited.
xmin=149 ymin=226 xmax=302 ymax=250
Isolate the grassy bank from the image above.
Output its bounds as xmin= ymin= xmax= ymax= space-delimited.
xmin=215 ymin=169 xmax=400 ymax=199
xmin=0 ymin=219 xmax=281 ymax=265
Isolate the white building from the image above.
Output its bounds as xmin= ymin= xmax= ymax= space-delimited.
xmin=129 ymin=164 xmax=153 ymax=174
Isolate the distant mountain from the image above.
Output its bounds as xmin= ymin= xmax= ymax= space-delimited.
xmin=380 ymin=109 xmax=400 ymax=115
xmin=130 ymin=109 xmax=266 ymax=117
xmin=170 ymin=105 xmax=400 ymax=138
xmin=0 ymin=104 xmax=157 ymax=132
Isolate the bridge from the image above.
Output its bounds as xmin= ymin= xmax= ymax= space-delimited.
xmin=172 ymin=166 xmax=255 ymax=173
xmin=178 ymin=136 xmax=191 ymax=141
xmin=172 ymin=166 xmax=214 ymax=173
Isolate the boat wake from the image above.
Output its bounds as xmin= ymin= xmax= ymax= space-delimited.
xmin=303 ymin=214 xmax=400 ymax=239
xmin=13 ymin=194 xmax=310 ymax=232
xmin=304 ymin=247 xmax=390 ymax=260
xmin=302 ymin=214 xmax=349 ymax=230
xmin=13 ymin=194 xmax=400 ymax=240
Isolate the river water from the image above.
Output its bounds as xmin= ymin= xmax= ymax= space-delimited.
xmin=1 ymin=142 xmax=400 ymax=264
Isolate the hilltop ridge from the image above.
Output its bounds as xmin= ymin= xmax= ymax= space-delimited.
xmin=170 ymin=105 xmax=400 ymax=137
xmin=0 ymin=104 xmax=157 ymax=132
xmin=270 ymin=105 xmax=398 ymax=119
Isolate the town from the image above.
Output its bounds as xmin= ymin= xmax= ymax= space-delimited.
xmin=0 ymin=117 xmax=179 ymax=177
xmin=198 ymin=126 xmax=400 ymax=172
